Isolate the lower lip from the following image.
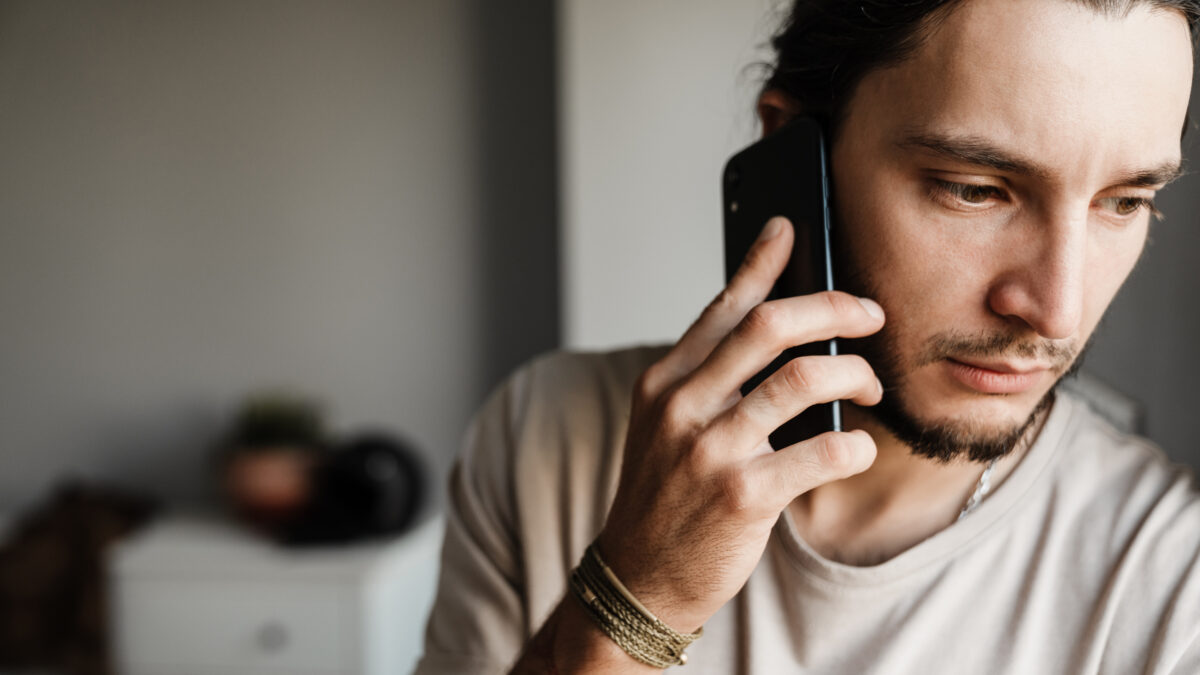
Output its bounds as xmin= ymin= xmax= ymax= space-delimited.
xmin=946 ymin=359 xmax=1046 ymax=395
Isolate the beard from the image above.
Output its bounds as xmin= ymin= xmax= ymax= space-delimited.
xmin=846 ymin=325 xmax=1083 ymax=464
xmin=835 ymin=257 xmax=1084 ymax=465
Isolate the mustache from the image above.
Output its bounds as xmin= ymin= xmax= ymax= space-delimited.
xmin=915 ymin=331 xmax=1078 ymax=372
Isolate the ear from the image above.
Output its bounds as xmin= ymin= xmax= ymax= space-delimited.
xmin=757 ymin=89 xmax=801 ymax=137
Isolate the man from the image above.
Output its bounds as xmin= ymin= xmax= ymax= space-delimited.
xmin=418 ymin=0 xmax=1200 ymax=672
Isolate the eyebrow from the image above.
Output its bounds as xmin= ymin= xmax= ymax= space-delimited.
xmin=1110 ymin=162 xmax=1186 ymax=188
xmin=897 ymin=131 xmax=1185 ymax=188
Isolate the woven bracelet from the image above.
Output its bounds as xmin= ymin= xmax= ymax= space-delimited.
xmin=568 ymin=543 xmax=703 ymax=668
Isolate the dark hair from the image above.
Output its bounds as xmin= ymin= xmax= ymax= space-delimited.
xmin=764 ymin=0 xmax=1200 ymax=136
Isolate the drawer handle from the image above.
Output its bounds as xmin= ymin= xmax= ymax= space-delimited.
xmin=257 ymin=621 xmax=290 ymax=653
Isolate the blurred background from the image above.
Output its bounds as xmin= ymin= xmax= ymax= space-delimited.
xmin=0 ymin=0 xmax=1196 ymax=673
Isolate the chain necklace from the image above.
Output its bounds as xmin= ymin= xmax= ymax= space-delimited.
xmin=956 ymin=456 xmax=1000 ymax=521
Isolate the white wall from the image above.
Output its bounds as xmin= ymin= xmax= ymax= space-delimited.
xmin=559 ymin=0 xmax=781 ymax=350
xmin=559 ymin=1 xmax=1200 ymax=465
xmin=0 ymin=0 xmax=560 ymax=510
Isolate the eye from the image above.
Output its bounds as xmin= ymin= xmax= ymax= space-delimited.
xmin=1096 ymin=195 xmax=1160 ymax=219
xmin=931 ymin=179 xmax=1004 ymax=207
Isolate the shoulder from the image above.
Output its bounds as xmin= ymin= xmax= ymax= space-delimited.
xmin=1051 ymin=394 xmax=1200 ymax=667
xmin=1053 ymin=392 xmax=1200 ymax=549
xmin=491 ymin=344 xmax=669 ymax=454
xmin=513 ymin=344 xmax=670 ymax=408
xmin=463 ymin=343 xmax=668 ymax=464
xmin=1055 ymin=392 xmax=1200 ymax=534
xmin=473 ymin=342 xmax=670 ymax=525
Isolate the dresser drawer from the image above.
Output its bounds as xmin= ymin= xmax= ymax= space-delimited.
xmin=115 ymin=578 xmax=355 ymax=672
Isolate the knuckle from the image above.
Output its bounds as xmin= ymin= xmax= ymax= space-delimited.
xmin=779 ymin=358 xmax=821 ymax=396
xmin=816 ymin=432 xmax=871 ymax=476
xmin=820 ymin=290 xmax=862 ymax=319
xmin=707 ymin=287 xmax=740 ymax=316
xmin=742 ymin=302 xmax=784 ymax=340
xmin=715 ymin=468 xmax=755 ymax=514
xmin=725 ymin=395 xmax=756 ymax=429
xmin=659 ymin=386 xmax=698 ymax=427
xmin=816 ymin=434 xmax=856 ymax=474
xmin=633 ymin=363 xmax=666 ymax=405
xmin=688 ymin=429 xmax=724 ymax=471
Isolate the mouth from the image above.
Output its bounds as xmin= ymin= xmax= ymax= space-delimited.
xmin=945 ymin=357 xmax=1051 ymax=395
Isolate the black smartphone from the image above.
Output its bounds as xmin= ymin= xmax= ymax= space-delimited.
xmin=721 ymin=116 xmax=840 ymax=449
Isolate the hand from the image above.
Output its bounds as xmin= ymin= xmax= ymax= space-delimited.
xmin=595 ymin=216 xmax=886 ymax=633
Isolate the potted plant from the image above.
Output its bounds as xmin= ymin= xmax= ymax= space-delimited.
xmin=216 ymin=392 xmax=327 ymax=533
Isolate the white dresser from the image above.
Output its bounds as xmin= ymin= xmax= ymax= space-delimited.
xmin=109 ymin=513 xmax=443 ymax=675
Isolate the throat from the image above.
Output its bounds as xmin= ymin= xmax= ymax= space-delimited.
xmin=786 ymin=442 xmax=1028 ymax=567
xmin=785 ymin=400 xmax=1045 ymax=566
xmin=786 ymin=493 xmax=958 ymax=566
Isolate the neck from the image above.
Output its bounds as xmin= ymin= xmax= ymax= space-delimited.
xmin=787 ymin=404 xmax=1045 ymax=566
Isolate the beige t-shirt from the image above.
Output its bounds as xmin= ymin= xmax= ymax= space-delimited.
xmin=416 ymin=346 xmax=1200 ymax=674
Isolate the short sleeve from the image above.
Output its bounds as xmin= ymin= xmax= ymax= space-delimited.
xmin=1167 ymin=636 xmax=1200 ymax=675
xmin=413 ymin=346 xmax=665 ymax=674
xmin=1111 ymin=465 xmax=1200 ymax=675
xmin=414 ymin=367 xmax=533 ymax=675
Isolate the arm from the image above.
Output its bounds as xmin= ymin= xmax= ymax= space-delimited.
xmin=423 ymin=218 xmax=886 ymax=673
xmin=511 ymin=217 xmax=886 ymax=672
xmin=509 ymin=591 xmax=660 ymax=674
xmin=414 ymin=375 xmax=531 ymax=675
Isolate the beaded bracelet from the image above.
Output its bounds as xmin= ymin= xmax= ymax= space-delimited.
xmin=568 ymin=543 xmax=703 ymax=668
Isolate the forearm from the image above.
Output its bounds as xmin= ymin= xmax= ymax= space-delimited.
xmin=510 ymin=592 xmax=661 ymax=674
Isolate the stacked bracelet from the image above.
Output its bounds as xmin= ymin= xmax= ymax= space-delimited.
xmin=568 ymin=543 xmax=703 ymax=668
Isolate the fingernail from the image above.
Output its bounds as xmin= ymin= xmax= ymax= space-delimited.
xmin=876 ymin=377 xmax=884 ymax=395
xmin=858 ymin=297 xmax=885 ymax=321
xmin=757 ymin=217 xmax=784 ymax=243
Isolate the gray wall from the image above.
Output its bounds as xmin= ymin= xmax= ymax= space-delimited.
xmin=0 ymin=0 xmax=559 ymax=511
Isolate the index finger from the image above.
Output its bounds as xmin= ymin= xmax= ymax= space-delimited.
xmin=650 ymin=217 xmax=794 ymax=391
xmin=682 ymin=291 xmax=885 ymax=414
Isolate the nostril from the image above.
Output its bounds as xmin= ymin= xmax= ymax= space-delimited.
xmin=985 ymin=278 xmax=1082 ymax=342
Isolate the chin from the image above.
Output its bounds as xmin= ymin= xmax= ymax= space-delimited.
xmin=920 ymin=384 xmax=1049 ymax=428
xmin=838 ymin=309 xmax=1083 ymax=463
xmin=869 ymin=368 xmax=1059 ymax=464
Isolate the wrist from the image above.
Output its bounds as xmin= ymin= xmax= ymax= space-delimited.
xmin=592 ymin=536 xmax=708 ymax=635
xmin=554 ymin=591 xmax=663 ymax=673
xmin=568 ymin=543 xmax=704 ymax=669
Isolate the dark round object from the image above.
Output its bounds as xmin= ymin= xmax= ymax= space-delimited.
xmin=282 ymin=433 xmax=425 ymax=546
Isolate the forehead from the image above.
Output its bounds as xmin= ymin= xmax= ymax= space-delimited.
xmin=847 ymin=0 xmax=1193 ymax=180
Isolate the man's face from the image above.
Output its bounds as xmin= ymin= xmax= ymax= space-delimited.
xmin=831 ymin=0 xmax=1193 ymax=461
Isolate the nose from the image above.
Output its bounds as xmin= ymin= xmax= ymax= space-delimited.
xmin=986 ymin=207 xmax=1086 ymax=341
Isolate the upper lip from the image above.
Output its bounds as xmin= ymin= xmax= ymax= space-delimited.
xmin=949 ymin=357 xmax=1051 ymax=375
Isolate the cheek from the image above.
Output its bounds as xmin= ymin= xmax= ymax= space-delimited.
xmin=1080 ymin=224 xmax=1148 ymax=335
xmin=835 ymin=180 xmax=990 ymax=373
xmin=835 ymin=171 xmax=990 ymax=316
